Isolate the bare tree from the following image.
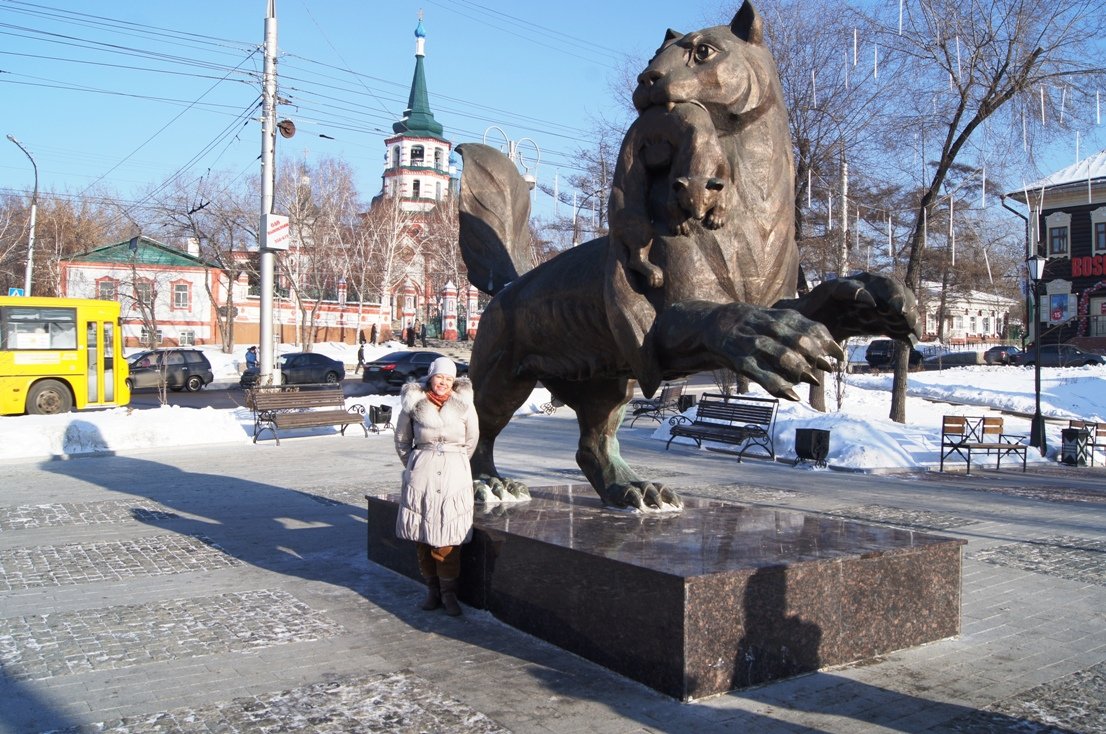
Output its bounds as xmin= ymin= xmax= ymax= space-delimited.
xmin=276 ymin=158 xmax=362 ymax=350
xmin=860 ymin=0 xmax=1106 ymax=422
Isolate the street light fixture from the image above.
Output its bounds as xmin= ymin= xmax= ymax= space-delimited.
xmin=1026 ymin=253 xmax=1048 ymax=456
xmin=482 ymin=126 xmax=541 ymax=189
xmin=7 ymin=134 xmax=38 ymax=296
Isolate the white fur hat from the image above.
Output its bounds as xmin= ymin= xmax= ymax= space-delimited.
xmin=428 ymin=356 xmax=457 ymax=379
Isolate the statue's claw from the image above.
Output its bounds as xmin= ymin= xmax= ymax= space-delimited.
xmin=605 ymin=480 xmax=682 ymax=511
xmin=473 ymin=475 xmax=531 ymax=504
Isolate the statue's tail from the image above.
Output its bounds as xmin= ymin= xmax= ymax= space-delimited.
xmin=456 ymin=143 xmax=536 ymax=296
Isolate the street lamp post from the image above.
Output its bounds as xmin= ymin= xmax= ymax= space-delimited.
xmin=1026 ymin=254 xmax=1048 ymax=456
xmin=7 ymin=134 xmax=38 ymax=296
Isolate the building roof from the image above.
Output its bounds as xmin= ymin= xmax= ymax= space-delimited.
xmin=70 ymin=237 xmax=220 ymax=269
xmin=392 ymin=20 xmax=445 ymax=139
xmin=1007 ymin=148 xmax=1106 ymax=201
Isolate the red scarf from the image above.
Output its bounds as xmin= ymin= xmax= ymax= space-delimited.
xmin=426 ymin=389 xmax=450 ymax=409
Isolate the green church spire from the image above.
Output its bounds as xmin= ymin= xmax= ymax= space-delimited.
xmin=393 ymin=15 xmax=444 ymax=138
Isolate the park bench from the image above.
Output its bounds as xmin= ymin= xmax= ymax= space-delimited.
xmin=1068 ymin=419 xmax=1106 ymax=466
xmin=666 ymin=393 xmax=778 ymax=462
xmin=247 ymin=385 xmax=367 ymax=445
xmin=939 ymin=415 xmax=1027 ymax=475
xmin=627 ymin=381 xmax=687 ymax=427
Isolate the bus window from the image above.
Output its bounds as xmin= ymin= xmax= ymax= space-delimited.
xmin=3 ymin=307 xmax=77 ymax=350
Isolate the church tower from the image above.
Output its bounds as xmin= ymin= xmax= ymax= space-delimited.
xmin=382 ymin=14 xmax=452 ymax=212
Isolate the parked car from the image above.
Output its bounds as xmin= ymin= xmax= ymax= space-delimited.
xmin=1015 ymin=344 xmax=1106 ymax=368
xmin=126 ymin=348 xmax=214 ymax=392
xmin=983 ymin=345 xmax=1021 ymax=366
xmin=240 ymin=351 xmax=345 ymax=387
xmin=361 ymin=350 xmax=469 ymax=392
xmin=864 ymin=339 xmax=923 ymax=369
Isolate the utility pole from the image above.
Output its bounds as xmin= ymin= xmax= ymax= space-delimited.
xmin=7 ymin=135 xmax=38 ymax=296
xmin=258 ymin=0 xmax=278 ymax=384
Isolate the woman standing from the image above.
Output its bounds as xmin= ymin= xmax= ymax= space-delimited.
xmin=394 ymin=357 xmax=478 ymax=616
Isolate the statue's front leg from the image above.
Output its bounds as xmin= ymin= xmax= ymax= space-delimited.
xmin=654 ymin=300 xmax=842 ymax=400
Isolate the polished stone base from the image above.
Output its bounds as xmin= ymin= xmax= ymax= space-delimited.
xmin=366 ymin=485 xmax=965 ymax=701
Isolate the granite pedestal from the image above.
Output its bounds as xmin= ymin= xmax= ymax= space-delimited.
xmin=366 ymin=485 xmax=964 ymax=701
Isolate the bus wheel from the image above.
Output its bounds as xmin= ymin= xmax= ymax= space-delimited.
xmin=27 ymin=380 xmax=73 ymax=415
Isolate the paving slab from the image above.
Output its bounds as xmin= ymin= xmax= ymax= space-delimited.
xmin=0 ymin=410 xmax=1104 ymax=733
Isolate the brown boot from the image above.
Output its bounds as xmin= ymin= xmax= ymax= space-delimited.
xmin=421 ymin=577 xmax=442 ymax=611
xmin=439 ymin=577 xmax=462 ymax=617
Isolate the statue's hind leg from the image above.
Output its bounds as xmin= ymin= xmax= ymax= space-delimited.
xmin=544 ymin=376 xmax=682 ymax=510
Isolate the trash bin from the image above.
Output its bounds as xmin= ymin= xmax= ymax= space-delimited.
xmin=369 ymin=404 xmax=393 ymax=433
xmin=1061 ymin=428 xmax=1090 ymax=466
xmin=677 ymin=394 xmax=698 ymax=412
xmin=795 ymin=428 xmax=831 ymax=467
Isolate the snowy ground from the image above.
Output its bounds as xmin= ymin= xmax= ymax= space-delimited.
xmin=3 ymin=341 xmax=1103 ymax=469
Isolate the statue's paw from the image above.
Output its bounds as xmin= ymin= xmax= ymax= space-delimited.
xmin=704 ymin=209 xmax=727 ymax=230
xmin=716 ymin=306 xmax=845 ymax=401
xmin=605 ymin=480 xmax=682 ymax=511
xmin=643 ymin=265 xmax=664 ymax=289
xmin=674 ymin=220 xmax=691 ymax=236
xmin=798 ymin=273 xmax=920 ymax=343
xmin=473 ymin=475 xmax=530 ymax=504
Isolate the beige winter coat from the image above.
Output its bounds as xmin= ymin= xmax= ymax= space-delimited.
xmin=394 ymin=378 xmax=479 ymax=547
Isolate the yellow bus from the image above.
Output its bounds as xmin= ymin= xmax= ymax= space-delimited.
xmin=0 ymin=296 xmax=130 ymax=415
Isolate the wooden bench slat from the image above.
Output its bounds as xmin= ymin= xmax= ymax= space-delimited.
xmin=665 ymin=393 xmax=778 ymax=462
xmin=940 ymin=414 xmax=1027 ymax=474
xmin=247 ymin=385 xmax=367 ymax=444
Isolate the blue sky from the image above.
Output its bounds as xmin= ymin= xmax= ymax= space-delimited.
xmin=0 ymin=0 xmax=727 ymax=223
xmin=2 ymin=0 xmax=1103 ymax=228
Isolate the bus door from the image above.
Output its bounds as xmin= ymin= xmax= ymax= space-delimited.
xmin=85 ymin=319 xmax=116 ymax=405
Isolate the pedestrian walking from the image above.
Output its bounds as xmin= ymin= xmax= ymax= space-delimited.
xmin=370 ymin=323 xmax=379 ymax=345
xmin=245 ymin=346 xmax=258 ymax=371
xmin=355 ymin=341 xmax=366 ymax=374
xmin=393 ymin=357 xmax=478 ymax=616
xmin=419 ymin=321 xmax=428 ymax=348
xmin=406 ymin=322 xmax=416 ymax=347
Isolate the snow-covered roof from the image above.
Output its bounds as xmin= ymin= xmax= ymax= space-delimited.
xmin=1011 ymin=148 xmax=1106 ymax=197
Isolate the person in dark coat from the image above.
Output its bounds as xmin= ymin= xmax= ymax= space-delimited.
xmin=394 ymin=357 xmax=478 ymax=616
xmin=419 ymin=321 xmax=428 ymax=347
xmin=406 ymin=322 xmax=417 ymax=347
xmin=355 ymin=341 xmax=366 ymax=373
xmin=370 ymin=323 xmax=379 ymax=345
xmin=245 ymin=346 xmax=258 ymax=371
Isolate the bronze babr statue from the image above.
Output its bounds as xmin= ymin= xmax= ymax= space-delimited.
xmin=456 ymin=1 xmax=919 ymax=510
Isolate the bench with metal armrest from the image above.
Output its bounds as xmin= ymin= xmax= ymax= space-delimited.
xmin=247 ymin=385 xmax=367 ymax=444
xmin=666 ymin=393 xmax=778 ymax=462
xmin=939 ymin=415 xmax=1027 ymax=474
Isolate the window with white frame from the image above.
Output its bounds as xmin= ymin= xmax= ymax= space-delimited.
xmin=1091 ymin=207 xmax=1106 ymax=254
xmin=135 ymin=280 xmax=153 ymax=306
xmin=140 ymin=327 xmax=163 ymax=345
xmin=1045 ymin=211 xmax=1071 ymax=257
xmin=410 ymin=145 xmax=424 ymax=165
xmin=97 ymin=279 xmax=117 ymax=301
xmin=982 ymin=316 xmax=990 ymax=333
xmin=954 ymin=315 xmax=964 ymax=330
xmin=969 ymin=316 xmax=977 ymax=333
xmin=173 ymin=283 xmax=190 ymax=309
xmin=179 ymin=330 xmax=195 ymax=346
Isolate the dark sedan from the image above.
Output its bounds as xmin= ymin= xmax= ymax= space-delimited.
xmin=361 ymin=350 xmax=469 ymax=392
xmin=1015 ymin=344 xmax=1105 ymax=368
xmin=240 ymin=351 xmax=346 ymax=387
